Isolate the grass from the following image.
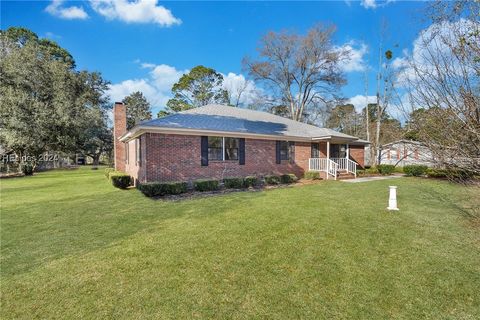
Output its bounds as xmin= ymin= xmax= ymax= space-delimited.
xmin=1 ymin=168 xmax=479 ymax=319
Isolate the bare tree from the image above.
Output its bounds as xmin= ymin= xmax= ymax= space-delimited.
xmin=400 ymin=1 xmax=479 ymax=176
xmin=363 ymin=69 xmax=370 ymax=143
xmin=373 ymin=20 xmax=395 ymax=164
xmin=243 ymin=24 xmax=348 ymax=122
xmin=223 ymin=74 xmax=261 ymax=108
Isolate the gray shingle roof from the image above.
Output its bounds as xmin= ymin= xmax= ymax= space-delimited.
xmin=137 ymin=104 xmax=364 ymax=141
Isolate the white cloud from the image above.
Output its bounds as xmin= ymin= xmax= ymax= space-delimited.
xmin=109 ymin=79 xmax=160 ymax=103
xmin=222 ymin=73 xmax=262 ymax=107
xmin=108 ymin=63 xmax=263 ymax=113
xmin=360 ymin=0 xmax=396 ymax=10
xmin=338 ymin=41 xmax=369 ymax=72
xmin=44 ymin=31 xmax=62 ymax=39
xmin=394 ymin=19 xmax=479 ymax=87
xmin=45 ymin=0 xmax=88 ymax=20
xmin=108 ymin=63 xmax=188 ymax=111
xmin=391 ymin=56 xmax=409 ymax=70
xmin=348 ymin=94 xmax=377 ymax=112
xmin=361 ymin=0 xmax=377 ymax=9
xmin=140 ymin=62 xmax=156 ymax=69
xmin=150 ymin=64 xmax=187 ymax=91
xmin=90 ymin=0 xmax=181 ymax=26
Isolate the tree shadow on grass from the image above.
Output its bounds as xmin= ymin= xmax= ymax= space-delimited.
xmin=414 ymin=181 xmax=480 ymax=219
xmin=0 ymin=184 xmax=268 ymax=278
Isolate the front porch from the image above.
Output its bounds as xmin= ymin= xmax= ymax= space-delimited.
xmin=308 ymin=141 xmax=360 ymax=180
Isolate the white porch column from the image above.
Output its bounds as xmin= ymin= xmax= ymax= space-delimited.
xmin=326 ymin=141 xmax=330 ymax=180
xmin=346 ymin=143 xmax=349 ymax=159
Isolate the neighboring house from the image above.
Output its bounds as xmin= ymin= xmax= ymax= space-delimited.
xmin=379 ymin=140 xmax=435 ymax=167
xmin=113 ymin=102 xmax=370 ymax=184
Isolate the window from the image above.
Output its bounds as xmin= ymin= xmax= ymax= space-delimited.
xmin=311 ymin=143 xmax=320 ymax=158
xmin=391 ymin=149 xmax=397 ymax=160
xmin=224 ymin=137 xmax=239 ymax=160
xmin=279 ymin=141 xmax=289 ymax=160
xmin=208 ymin=136 xmax=239 ymax=161
xmin=135 ymin=138 xmax=141 ymax=164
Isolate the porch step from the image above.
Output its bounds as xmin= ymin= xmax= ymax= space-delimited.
xmin=337 ymin=175 xmax=356 ymax=180
xmin=337 ymin=171 xmax=356 ymax=180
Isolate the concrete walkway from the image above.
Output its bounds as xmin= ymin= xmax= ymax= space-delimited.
xmin=342 ymin=175 xmax=404 ymax=183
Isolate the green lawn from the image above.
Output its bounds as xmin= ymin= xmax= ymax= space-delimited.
xmin=1 ymin=168 xmax=479 ymax=319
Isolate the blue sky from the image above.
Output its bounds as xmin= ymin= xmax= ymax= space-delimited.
xmin=2 ymin=1 xmax=428 ymax=115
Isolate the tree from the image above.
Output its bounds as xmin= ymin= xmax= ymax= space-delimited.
xmin=2 ymin=27 xmax=75 ymax=68
xmin=76 ymin=72 xmax=112 ymax=165
xmin=243 ymin=24 xmax=348 ymax=122
xmin=79 ymin=107 xmax=112 ymax=166
xmin=373 ymin=36 xmax=395 ymax=164
xmin=0 ymin=28 xmax=111 ymax=169
xmin=399 ymin=0 xmax=480 ymax=176
xmin=156 ymin=110 xmax=170 ymax=118
xmin=325 ymin=104 xmax=361 ymax=136
xmin=165 ymin=65 xmax=229 ymax=113
xmin=403 ymin=108 xmax=427 ymax=141
xmin=122 ymin=91 xmax=152 ymax=130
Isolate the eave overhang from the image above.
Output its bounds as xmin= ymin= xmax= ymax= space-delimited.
xmin=119 ymin=126 xmax=370 ymax=145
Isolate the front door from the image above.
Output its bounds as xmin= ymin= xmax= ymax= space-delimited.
xmin=330 ymin=144 xmax=346 ymax=158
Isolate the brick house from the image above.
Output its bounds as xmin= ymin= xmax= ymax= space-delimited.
xmin=113 ymin=102 xmax=369 ymax=184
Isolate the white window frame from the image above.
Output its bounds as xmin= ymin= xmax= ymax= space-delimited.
xmin=208 ymin=136 xmax=239 ymax=161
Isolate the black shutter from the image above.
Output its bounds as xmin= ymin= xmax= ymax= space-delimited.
xmin=201 ymin=136 xmax=208 ymax=166
xmin=239 ymin=138 xmax=245 ymax=165
xmin=275 ymin=141 xmax=281 ymax=164
xmin=289 ymin=141 xmax=295 ymax=163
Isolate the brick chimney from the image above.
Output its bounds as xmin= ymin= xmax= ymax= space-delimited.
xmin=113 ymin=102 xmax=127 ymax=171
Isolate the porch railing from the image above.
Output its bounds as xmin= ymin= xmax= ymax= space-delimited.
xmin=330 ymin=158 xmax=357 ymax=178
xmin=308 ymin=158 xmax=339 ymax=180
xmin=308 ymin=157 xmax=358 ymax=179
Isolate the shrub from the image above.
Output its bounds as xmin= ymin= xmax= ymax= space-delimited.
xmin=22 ymin=164 xmax=34 ymax=176
xmin=280 ymin=173 xmax=298 ymax=184
xmin=264 ymin=175 xmax=281 ymax=185
xmin=426 ymin=168 xmax=475 ymax=181
xmin=223 ymin=177 xmax=245 ymax=189
xmin=137 ymin=181 xmax=188 ymax=197
xmin=404 ymin=165 xmax=428 ymax=177
xmin=377 ymin=164 xmax=395 ymax=175
xmin=244 ymin=176 xmax=258 ymax=188
xmin=193 ymin=179 xmax=219 ymax=192
xmin=394 ymin=166 xmax=404 ymax=173
xmin=104 ymin=168 xmax=114 ymax=178
xmin=110 ymin=172 xmax=132 ymax=189
xmin=366 ymin=167 xmax=379 ymax=174
xmin=426 ymin=168 xmax=448 ymax=178
xmin=304 ymin=171 xmax=320 ymax=180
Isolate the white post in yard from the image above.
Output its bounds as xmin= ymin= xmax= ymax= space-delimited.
xmin=387 ymin=186 xmax=399 ymax=211
xmin=346 ymin=143 xmax=349 ymax=159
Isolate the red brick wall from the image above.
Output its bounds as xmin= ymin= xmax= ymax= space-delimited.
xmin=131 ymin=133 xmax=313 ymax=183
xmin=124 ymin=137 xmax=147 ymax=184
xmin=113 ymin=102 xmax=126 ymax=172
xmin=349 ymin=145 xmax=365 ymax=168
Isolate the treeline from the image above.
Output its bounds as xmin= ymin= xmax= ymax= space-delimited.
xmin=0 ymin=27 xmax=111 ymax=166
